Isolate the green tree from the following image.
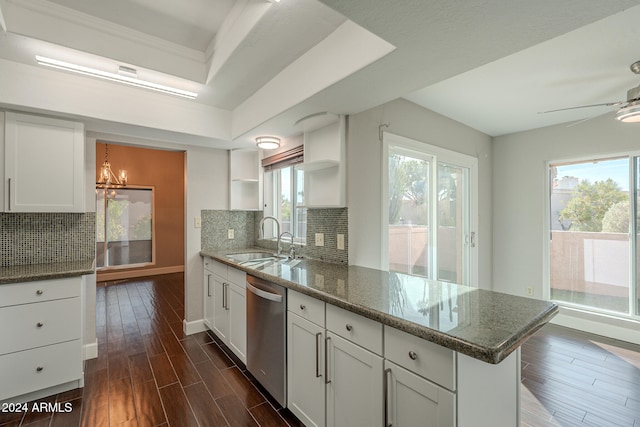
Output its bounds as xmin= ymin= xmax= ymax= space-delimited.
xmin=559 ymin=179 xmax=627 ymax=232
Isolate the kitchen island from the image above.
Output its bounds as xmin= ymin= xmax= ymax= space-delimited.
xmin=201 ymin=248 xmax=558 ymax=426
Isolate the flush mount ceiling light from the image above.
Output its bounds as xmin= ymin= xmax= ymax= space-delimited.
xmin=255 ymin=136 xmax=281 ymax=150
xmin=35 ymin=55 xmax=198 ymax=99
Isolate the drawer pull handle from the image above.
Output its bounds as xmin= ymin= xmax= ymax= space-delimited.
xmin=299 ymin=304 xmax=306 ymax=310
xmin=36 ymin=322 xmax=44 ymax=328
xmin=36 ymin=290 xmax=44 ymax=295
xmin=36 ymin=366 xmax=44 ymax=372
xmin=408 ymin=351 xmax=418 ymax=360
xmin=345 ymin=324 xmax=353 ymax=332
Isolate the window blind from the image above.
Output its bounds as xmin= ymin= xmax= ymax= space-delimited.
xmin=261 ymin=145 xmax=304 ymax=171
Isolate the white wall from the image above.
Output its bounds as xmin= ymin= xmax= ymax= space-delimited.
xmin=493 ymin=113 xmax=640 ymax=343
xmin=347 ymin=99 xmax=494 ymax=288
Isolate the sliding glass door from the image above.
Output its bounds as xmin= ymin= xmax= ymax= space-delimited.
xmin=384 ymin=134 xmax=477 ymax=286
xmin=96 ymin=187 xmax=154 ymax=269
xmin=549 ymin=155 xmax=640 ymax=317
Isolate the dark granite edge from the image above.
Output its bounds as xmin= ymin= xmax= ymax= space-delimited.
xmin=0 ymin=260 xmax=95 ymax=285
xmin=201 ymin=249 xmax=558 ymax=364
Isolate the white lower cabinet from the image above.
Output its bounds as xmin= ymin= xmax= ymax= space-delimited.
xmin=227 ymin=282 xmax=246 ymax=362
xmin=287 ymin=310 xmax=326 ymax=427
xmin=203 ymin=260 xmax=215 ymax=329
xmin=287 ymin=291 xmax=384 ymax=427
xmin=326 ymin=333 xmax=383 ymax=427
xmin=384 ymin=360 xmax=456 ymax=427
xmin=202 ymin=257 xmax=247 ymax=364
xmin=0 ymin=277 xmax=83 ymax=401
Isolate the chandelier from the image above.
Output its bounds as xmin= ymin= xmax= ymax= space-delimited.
xmin=96 ymin=144 xmax=127 ymax=189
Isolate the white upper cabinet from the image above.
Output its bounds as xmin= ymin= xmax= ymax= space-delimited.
xmin=229 ymin=149 xmax=262 ymax=211
xmin=298 ymin=114 xmax=346 ymax=207
xmin=3 ymin=112 xmax=85 ymax=212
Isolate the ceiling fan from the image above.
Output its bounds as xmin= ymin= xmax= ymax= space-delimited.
xmin=541 ymin=60 xmax=640 ymax=123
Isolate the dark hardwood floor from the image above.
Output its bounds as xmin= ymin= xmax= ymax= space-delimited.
xmin=521 ymin=323 xmax=640 ymax=426
xmin=0 ymin=273 xmax=300 ymax=427
xmin=2 ymin=273 xmax=639 ymax=426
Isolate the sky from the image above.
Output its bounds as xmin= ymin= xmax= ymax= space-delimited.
xmin=555 ymin=157 xmax=631 ymax=191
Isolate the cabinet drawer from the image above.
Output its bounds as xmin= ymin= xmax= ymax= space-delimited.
xmin=0 ymin=277 xmax=80 ymax=308
xmin=384 ymin=326 xmax=456 ymax=391
xmin=0 ymin=340 xmax=82 ymax=401
xmin=227 ymin=266 xmax=246 ymax=287
xmin=204 ymin=257 xmax=227 ymax=277
xmin=288 ymin=290 xmax=325 ymax=327
xmin=326 ymin=304 xmax=382 ymax=355
xmin=0 ymin=297 xmax=81 ymax=355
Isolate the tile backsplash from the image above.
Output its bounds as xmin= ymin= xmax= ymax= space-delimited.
xmin=201 ymin=208 xmax=348 ymax=264
xmin=0 ymin=213 xmax=96 ymax=267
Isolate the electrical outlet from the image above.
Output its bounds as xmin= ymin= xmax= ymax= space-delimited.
xmin=228 ymin=229 xmax=235 ymax=239
xmin=526 ymin=287 xmax=533 ymax=296
xmin=337 ymin=234 xmax=345 ymax=250
xmin=315 ymin=233 xmax=324 ymax=246
xmin=194 ymin=216 xmax=201 ymax=228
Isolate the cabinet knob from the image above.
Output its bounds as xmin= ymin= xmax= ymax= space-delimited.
xmin=408 ymin=351 xmax=418 ymax=360
xmin=36 ymin=290 xmax=44 ymax=295
xmin=299 ymin=304 xmax=306 ymax=310
xmin=36 ymin=366 xmax=44 ymax=372
xmin=345 ymin=324 xmax=353 ymax=332
xmin=36 ymin=322 xmax=44 ymax=328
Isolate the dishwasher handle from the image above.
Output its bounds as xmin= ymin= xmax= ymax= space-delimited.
xmin=247 ymin=281 xmax=283 ymax=303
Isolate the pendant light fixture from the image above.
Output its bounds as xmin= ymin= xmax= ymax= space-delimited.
xmin=96 ymin=144 xmax=127 ymax=189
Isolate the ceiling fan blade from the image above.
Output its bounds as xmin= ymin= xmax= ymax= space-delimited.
xmin=539 ymin=101 xmax=625 ymax=114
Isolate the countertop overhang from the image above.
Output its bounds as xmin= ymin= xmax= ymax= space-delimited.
xmin=0 ymin=260 xmax=95 ymax=285
xmin=202 ymin=248 xmax=558 ymax=364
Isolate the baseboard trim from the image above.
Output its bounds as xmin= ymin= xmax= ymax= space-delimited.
xmin=183 ymin=319 xmax=207 ymax=336
xmin=552 ymin=306 xmax=640 ymax=346
xmin=84 ymin=340 xmax=98 ymax=360
xmin=97 ymin=266 xmax=184 ymax=282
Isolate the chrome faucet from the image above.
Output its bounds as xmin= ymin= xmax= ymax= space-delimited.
xmin=279 ymin=231 xmax=296 ymax=259
xmin=258 ymin=216 xmax=280 ymax=254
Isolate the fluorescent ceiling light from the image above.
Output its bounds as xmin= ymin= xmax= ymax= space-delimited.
xmin=35 ymin=55 xmax=198 ymax=99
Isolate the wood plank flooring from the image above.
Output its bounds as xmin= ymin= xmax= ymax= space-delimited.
xmin=0 ymin=273 xmax=301 ymax=427
xmin=2 ymin=273 xmax=639 ymax=426
xmin=521 ymin=323 xmax=640 ymax=426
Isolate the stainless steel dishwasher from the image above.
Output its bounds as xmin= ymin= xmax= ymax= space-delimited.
xmin=246 ymin=274 xmax=287 ymax=407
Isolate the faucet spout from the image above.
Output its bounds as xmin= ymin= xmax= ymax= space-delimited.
xmin=258 ymin=216 xmax=281 ymax=255
xmin=279 ymin=231 xmax=295 ymax=259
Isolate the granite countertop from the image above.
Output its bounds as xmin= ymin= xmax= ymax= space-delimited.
xmin=201 ymin=248 xmax=558 ymax=364
xmin=0 ymin=260 xmax=95 ymax=285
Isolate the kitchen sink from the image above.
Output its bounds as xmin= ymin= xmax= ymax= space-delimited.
xmin=226 ymin=251 xmax=278 ymax=263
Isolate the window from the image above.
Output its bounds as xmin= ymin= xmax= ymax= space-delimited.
xmin=548 ymin=155 xmax=640 ymax=317
xmin=96 ymin=187 xmax=154 ymax=269
xmin=264 ymin=166 xmax=307 ymax=242
xmin=383 ymin=133 xmax=478 ymax=286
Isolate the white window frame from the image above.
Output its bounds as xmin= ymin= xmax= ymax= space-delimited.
xmin=263 ymin=166 xmax=307 ymax=245
xmin=381 ymin=132 xmax=479 ymax=286
xmin=544 ymin=151 xmax=640 ymax=320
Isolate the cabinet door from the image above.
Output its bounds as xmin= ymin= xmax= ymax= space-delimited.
xmin=384 ymin=360 xmax=456 ymax=427
xmin=326 ymin=332 xmax=383 ymax=427
xmin=4 ymin=112 xmax=85 ymax=212
xmin=228 ymin=282 xmax=246 ymax=364
xmin=211 ymin=275 xmax=229 ymax=343
xmin=287 ymin=313 xmax=325 ymax=427
xmin=203 ymin=269 xmax=214 ymax=329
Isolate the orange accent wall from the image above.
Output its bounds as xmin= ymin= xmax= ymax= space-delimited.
xmin=96 ymin=142 xmax=185 ymax=277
